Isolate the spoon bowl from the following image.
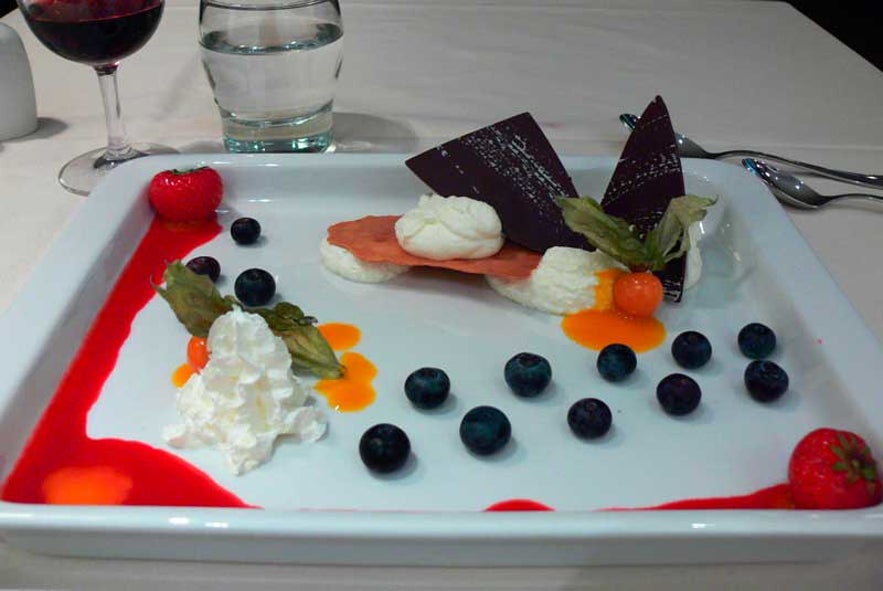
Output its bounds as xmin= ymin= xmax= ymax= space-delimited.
xmin=619 ymin=113 xmax=883 ymax=189
xmin=741 ymin=158 xmax=883 ymax=209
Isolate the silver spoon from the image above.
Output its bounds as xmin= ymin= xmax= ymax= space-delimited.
xmin=742 ymin=158 xmax=883 ymax=209
xmin=619 ymin=113 xmax=883 ymax=189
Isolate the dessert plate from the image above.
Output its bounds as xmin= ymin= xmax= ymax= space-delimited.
xmin=0 ymin=153 xmax=881 ymax=566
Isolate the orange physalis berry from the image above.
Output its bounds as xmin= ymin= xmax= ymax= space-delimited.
xmin=187 ymin=336 xmax=210 ymax=371
xmin=612 ymin=272 xmax=664 ymax=318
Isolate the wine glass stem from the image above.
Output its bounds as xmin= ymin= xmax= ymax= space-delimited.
xmin=95 ymin=64 xmax=136 ymax=163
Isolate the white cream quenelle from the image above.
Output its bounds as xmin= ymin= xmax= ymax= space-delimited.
xmin=394 ymin=194 xmax=504 ymax=260
xmin=319 ymin=237 xmax=409 ymax=283
xmin=163 ymin=308 xmax=327 ymax=475
xmin=487 ymin=247 xmax=627 ymax=315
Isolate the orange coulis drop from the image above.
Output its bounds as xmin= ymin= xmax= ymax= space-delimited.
xmin=319 ymin=322 xmax=362 ymax=351
xmin=314 ymin=322 xmax=377 ymax=412
xmin=315 ymin=352 xmax=377 ymax=412
xmin=561 ymin=269 xmax=666 ymax=353
xmin=42 ymin=465 xmax=133 ymax=505
xmin=171 ymin=363 xmax=195 ymax=387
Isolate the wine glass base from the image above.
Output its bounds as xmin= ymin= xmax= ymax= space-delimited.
xmin=59 ymin=143 xmax=178 ymax=196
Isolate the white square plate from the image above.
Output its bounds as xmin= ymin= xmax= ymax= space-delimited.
xmin=0 ymin=153 xmax=881 ymax=566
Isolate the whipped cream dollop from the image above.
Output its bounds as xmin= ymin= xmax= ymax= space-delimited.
xmin=163 ymin=308 xmax=327 ymax=475
xmin=320 ymin=237 xmax=409 ymax=283
xmin=487 ymin=247 xmax=626 ymax=315
xmin=394 ymin=194 xmax=504 ymax=260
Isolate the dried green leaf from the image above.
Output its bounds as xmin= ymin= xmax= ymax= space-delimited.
xmin=561 ymin=194 xmax=716 ymax=272
xmin=644 ymin=195 xmax=717 ymax=266
xmin=154 ymin=261 xmax=233 ymax=337
xmin=253 ymin=302 xmax=343 ymax=378
xmin=277 ymin=325 xmax=344 ymax=379
xmin=558 ymin=197 xmax=650 ymax=269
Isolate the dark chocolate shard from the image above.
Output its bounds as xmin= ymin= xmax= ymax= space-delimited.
xmin=601 ymin=96 xmax=687 ymax=301
xmin=405 ymin=113 xmax=589 ymax=253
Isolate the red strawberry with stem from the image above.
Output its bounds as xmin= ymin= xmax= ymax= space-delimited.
xmin=148 ymin=167 xmax=223 ymax=222
xmin=788 ymin=428 xmax=882 ymax=510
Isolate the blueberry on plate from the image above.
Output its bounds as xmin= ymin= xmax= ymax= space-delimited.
xmin=738 ymin=323 xmax=777 ymax=359
xmin=234 ymin=268 xmax=276 ymax=307
xmin=744 ymin=360 xmax=789 ymax=402
xmin=671 ymin=330 xmax=712 ymax=369
xmin=359 ymin=423 xmax=411 ymax=473
xmin=230 ymin=217 xmax=262 ymax=245
xmin=596 ymin=344 xmax=637 ymax=382
xmin=460 ymin=406 xmax=511 ymax=455
xmin=567 ymin=398 xmax=612 ymax=439
xmin=656 ymin=373 xmax=701 ymax=416
xmin=504 ymin=352 xmax=552 ymax=397
xmin=185 ymin=255 xmax=221 ymax=282
xmin=404 ymin=367 xmax=450 ymax=409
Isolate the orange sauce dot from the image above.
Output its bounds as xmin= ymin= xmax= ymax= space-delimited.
xmin=42 ymin=466 xmax=133 ymax=505
xmin=172 ymin=363 xmax=194 ymax=387
xmin=561 ymin=268 xmax=666 ymax=353
xmin=319 ymin=322 xmax=361 ymax=351
xmin=562 ymin=309 xmax=666 ymax=352
xmin=594 ymin=268 xmax=625 ymax=311
xmin=315 ymin=351 xmax=376 ymax=412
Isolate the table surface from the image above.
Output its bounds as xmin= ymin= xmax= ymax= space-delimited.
xmin=1 ymin=0 xmax=882 ymax=588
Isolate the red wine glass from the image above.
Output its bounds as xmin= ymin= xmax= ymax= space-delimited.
xmin=17 ymin=0 xmax=175 ymax=195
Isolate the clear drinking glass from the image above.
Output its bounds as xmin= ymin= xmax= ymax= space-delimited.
xmin=199 ymin=0 xmax=343 ymax=153
xmin=17 ymin=0 xmax=175 ymax=195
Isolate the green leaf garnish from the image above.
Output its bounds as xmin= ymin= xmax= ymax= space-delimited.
xmin=154 ymin=261 xmax=234 ymax=337
xmin=252 ymin=303 xmax=343 ymax=378
xmin=559 ymin=195 xmax=716 ymax=272
xmin=155 ymin=262 xmax=343 ymax=379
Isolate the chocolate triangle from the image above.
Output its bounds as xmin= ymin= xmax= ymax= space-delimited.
xmin=405 ymin=113 xmax=589 ymax=253
xmin=601 ymin=96 xmax=687 ymax=301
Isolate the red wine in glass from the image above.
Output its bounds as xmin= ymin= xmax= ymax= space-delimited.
xmin=23 ymin=1 xmax=163 ymax=66
xmin=18 ymin=0 xmax=175 ymax=195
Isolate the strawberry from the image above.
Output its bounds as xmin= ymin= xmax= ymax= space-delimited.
xmin=788 ymin=428 xmax=882 ymax=510
xmin=148 ymin=167 xmax=223 ymax=222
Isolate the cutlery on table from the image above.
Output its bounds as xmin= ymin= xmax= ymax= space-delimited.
xmin=742 ymin=158 xmax=883 ymax=210
xmin=619 ymin=113 xmax=883 ymax=189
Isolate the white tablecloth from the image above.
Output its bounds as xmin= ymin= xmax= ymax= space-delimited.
xmin=2 ymin=0 xmax=882 ymax=588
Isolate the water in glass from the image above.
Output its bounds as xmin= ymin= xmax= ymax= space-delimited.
xmin=200 ymin=0 xmax=343 ymax=153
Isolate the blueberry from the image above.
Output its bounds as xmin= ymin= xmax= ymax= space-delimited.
xmin=185 ymin=255 xmax=220 ymax=282
xmin=359 ymin=423 xmax=411 ymax=473
xmin=567 ymin=398 xmax=612 ymax=439
xmin=504 ymin=352 xmax=552 ymax=397
xmin=404 ymin=367 xmax=450 ymax=409
xmin=460 ymin=406 xmax=511 ymax=455
xmin=671 ymin=330 xmax=712 ymax=369
xmin=231 ymin=217 xmax=262 ymax=245
xmin=596 ymin=344 xmax=637 ymax=382
xmin=234 ymin=268 xmax=276 ymax=306
xmin=656 ymin=373 xmax=701 ymax=416
xmin=744 ymin=360 xmax=789 ymax=402
xmin=738 ymin=323 xmax=777 ymax=359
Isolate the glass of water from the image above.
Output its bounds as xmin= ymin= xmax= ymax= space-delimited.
xmin=199 ymin=0 xmax=343 ymax=153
